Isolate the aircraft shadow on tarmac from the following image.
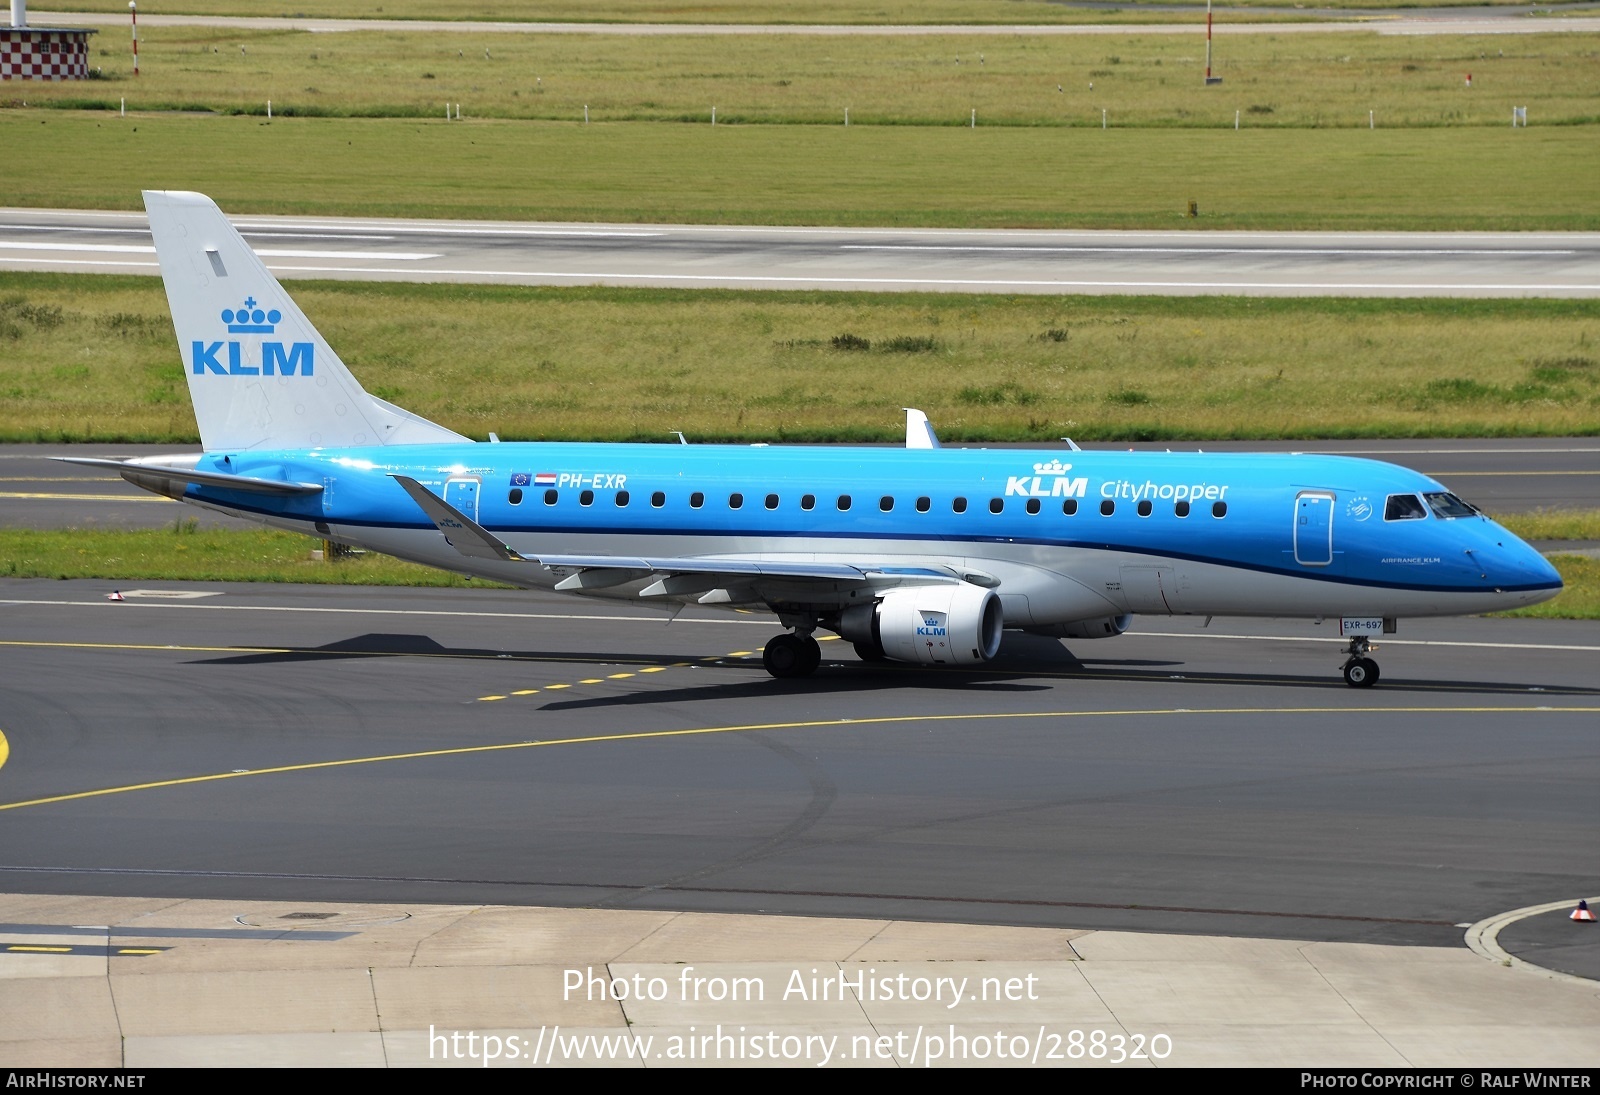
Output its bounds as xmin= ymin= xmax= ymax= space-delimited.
xmin=186 ymin=631 xmax=1600 ymax=705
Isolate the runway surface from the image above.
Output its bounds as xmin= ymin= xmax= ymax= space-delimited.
xmin=5 ymin=206 xmax=1599 ymax=297
xmin=4 ymin=439 xmax=1596 ymax=531
xmin=1 ymin=578 xmax=1596 ymax=949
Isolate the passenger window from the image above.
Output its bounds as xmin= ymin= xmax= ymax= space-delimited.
xmin=1175 ymin=500 xmax=1190 ymax=518
xmin=729 ymin=493 xmax=744 ymax=510
xmin=509 ymin=488 xmax=523 ymax=505
xmin=801 ymin=494 xmax=815 ymax=511
xmin=1100 ymin=500 xmax=1115 ymax=516
xmin=989 ymin=498 xmax=1003 ymax=514
xmin=580 ymin=489 xmax=594 ymax=506
xmin=1026 ymin=498 xmax=1040 ymax=515
xmin=544 ymin=489 xmax=558 ymax=505
xmin=651 ymin=491 xmax=665 ymax=508
xmin=1212 ymin=501 xmax=1228 ymax=518
xmin=1385 ymin=494 xmax=1426 ymax=521
xmin=1062 ymin=499 xmax=1077 ymax=516
xmin=616 ymin=490 xmax=630 ymax=507
xmin=766 ymin=493 xmax=780 ymax=510
xmin=953 ymin=497 xmax=967 ymax=514
xmin=1424 ymin=492 xmax=1477 ymax=519
xmin=837 ymin=494 xmax=852 ymax=511
xmin=690 ymin=492 xmax=704 ymax=509
xmin=1137 ymin=499 xmax=1152 ymax=517
xmin=880 ymin=496 xmax=894 ymax=512
xmin=916 ymin=496 xmax=930 ymax=513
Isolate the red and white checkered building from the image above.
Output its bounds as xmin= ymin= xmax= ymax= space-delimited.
xmin=1 ymin=26 xmax=96 ymax=80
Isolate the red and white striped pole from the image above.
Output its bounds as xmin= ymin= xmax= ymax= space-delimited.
xmin=1205 ymin=0 xmax=1213 ymax=83
xmin=129 ymin=1 xmax=138 ymax=77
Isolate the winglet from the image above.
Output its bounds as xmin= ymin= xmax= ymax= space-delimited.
xmin=391 ymin=475 xmax=526 ymax=562
xmin=904 ymin=408 xmax=941 ymax=450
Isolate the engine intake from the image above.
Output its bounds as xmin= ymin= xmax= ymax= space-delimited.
xmin=840 ymin=583 xmax=1004 ymax=665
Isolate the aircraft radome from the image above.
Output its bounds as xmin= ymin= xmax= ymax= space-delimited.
xmin=65 ymin=192 xmax=1564 ymax=685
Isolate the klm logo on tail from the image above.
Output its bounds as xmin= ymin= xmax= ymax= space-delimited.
xmin=191 ymin=296 xmax=314 ymax=377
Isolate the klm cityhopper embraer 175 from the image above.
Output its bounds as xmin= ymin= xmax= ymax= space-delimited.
xmin=68 ymin=192 xmax=1563 ymax=686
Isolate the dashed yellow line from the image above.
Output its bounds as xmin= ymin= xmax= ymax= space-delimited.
xmin=2 ymin=706 xmax=1594 ymax=815
xmin=484 ymin=646 xmax=765 ymax=703
xmin=0 ymin=729 xmax=8 ymax=773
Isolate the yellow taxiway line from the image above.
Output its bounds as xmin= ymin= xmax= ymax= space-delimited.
xmin=1 ymin=706 xmax=1595 ymax=815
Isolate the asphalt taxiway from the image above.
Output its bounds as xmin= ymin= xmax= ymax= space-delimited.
xmin=2 ymin=578 xmax=1597 ymax=957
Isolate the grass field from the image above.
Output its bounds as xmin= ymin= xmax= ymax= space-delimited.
xmin=29 ymin=0 xmax=1585 ymax=22
xmin=17 ymin=27 xmax=1599 ymax=130
xmin=3 ymin=113 xmax=1597 ymax=230
xmin=2 ymin=523 xmax=1593 ymax=617
xmin=4 ymin=273 xmax=1598 ymax=443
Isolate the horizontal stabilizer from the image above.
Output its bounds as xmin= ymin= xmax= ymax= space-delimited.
xmin=57 ymin=457 xmax=323 ymax=495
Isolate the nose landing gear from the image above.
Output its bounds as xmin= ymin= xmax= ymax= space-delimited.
xmin=763 ymin=630 xmax=822 ymax=679
xmin=1341 ymin=636 xmax=1380 ymax=688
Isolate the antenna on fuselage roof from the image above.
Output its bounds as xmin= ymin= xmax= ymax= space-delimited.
xmin=671 ymin=431 xmax=689 ymax=445
xmin=1060 ymin=437 xmax=1082 ymax=451
xmin=904 ymin=408 xmax=941 ymax=449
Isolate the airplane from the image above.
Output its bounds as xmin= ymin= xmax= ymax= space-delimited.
xmin=66 ymin=191 xmax=1563 ymax=687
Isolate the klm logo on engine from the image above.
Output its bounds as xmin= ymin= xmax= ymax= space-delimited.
xmin=917 ymin=615 xmax=947 ymax=637
xmin=1005 ymin=459 xmax=1088 ymax=499
xmin=191 ymin=297 xmax=314 ymax=377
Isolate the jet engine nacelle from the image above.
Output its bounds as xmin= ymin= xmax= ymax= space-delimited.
xmin=1027 ymin=614 xmax=1133 ymax=640
xmin=840 ymin=583 xmax=1004 ymax=665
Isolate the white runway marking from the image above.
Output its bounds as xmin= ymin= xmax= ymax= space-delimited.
xmin=844 ymin=245 xmax=1578 ymax=257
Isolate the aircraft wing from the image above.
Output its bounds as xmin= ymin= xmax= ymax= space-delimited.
xmin=391 ymin=474 xmax=975 ymax=597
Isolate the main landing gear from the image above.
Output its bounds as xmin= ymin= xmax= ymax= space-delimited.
xmin=763 ymin=631 xmax=822 ymax=679
xmin=1341 ymin=636 xmax=1380 ymax=689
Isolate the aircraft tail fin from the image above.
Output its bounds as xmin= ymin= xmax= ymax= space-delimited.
xmin=143 ymin=190 xmax=469 ymax=452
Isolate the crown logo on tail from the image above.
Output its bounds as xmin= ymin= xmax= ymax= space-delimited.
xmin=221 ymin=296 xmax=282 ymax=334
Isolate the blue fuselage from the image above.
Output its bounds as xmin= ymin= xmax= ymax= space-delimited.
xmin=176 ymin=442 xmax=1562 ymax=624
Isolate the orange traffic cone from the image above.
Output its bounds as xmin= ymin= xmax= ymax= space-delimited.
xmin=1572 ymin=900 xmax=1595 ymax=923
xmin=106 ymin=590 xmax=125 ymax=602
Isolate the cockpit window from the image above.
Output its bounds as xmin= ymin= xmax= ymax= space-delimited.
xmin=1384 ymin=494 xmax=1426 ymax=521
xmin=1424 ymin=491 xmax=1478 ymax=519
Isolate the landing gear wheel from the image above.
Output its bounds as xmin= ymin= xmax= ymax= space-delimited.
xmin=798 ymin=634 xmax=821 ymax=676
xmin=764 ymin=633 xmax=818 ymax=679
xmin=1342 ymin=657 xmax=1380 ymax=688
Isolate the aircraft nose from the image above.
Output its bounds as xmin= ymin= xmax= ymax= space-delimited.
xmin=1482 ymin=535 xmax=1564 ymax=603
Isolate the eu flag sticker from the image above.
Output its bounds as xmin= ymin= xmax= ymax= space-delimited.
xmin=510 ymin=472 xmax=531 ymax=487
